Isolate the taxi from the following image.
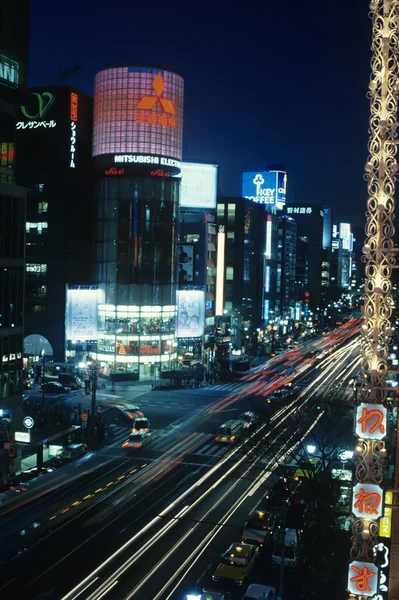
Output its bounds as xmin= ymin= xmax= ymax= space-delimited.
xmin=211 ymin=542 xmax=259 ymax=586
xmin=122 ymin=430 xmax=148 ymax=449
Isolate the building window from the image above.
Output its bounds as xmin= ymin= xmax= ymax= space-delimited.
xmin=227 ymin=204 xmax=235 ymax=222
xmin=26 ymin=263 xmax=47 ymax=274
xmin=226 ymin=266 xmax=234 ymax=280
xmin=217 ymin=204 xmax=225 ymax=219
xmin=38 ymin=202 xmax=48 ymax=214
xmin=227 ymin=231 xmax=235 ymax=240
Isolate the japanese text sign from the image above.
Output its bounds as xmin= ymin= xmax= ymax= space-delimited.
xmin=348 ymin=561 xmax=378 ymax=596
xmin=352 ymin=483 xmax=383 ymax=519
xmin=355 ymin=404 xmax=387 ymax=440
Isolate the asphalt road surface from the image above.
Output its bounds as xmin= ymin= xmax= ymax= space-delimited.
xmin=0 ymin=321 xmax=361 ymax=600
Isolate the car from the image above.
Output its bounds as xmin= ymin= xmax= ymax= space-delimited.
xmin=264 ymin=478 xmax=290 ymax=512
xmin=240 ymin=411 xmax=258 ymax=429
xmin=122 ymin=430 xmax=149 ymax=449
xmin=212 ymin=542 xmax=260 ymax=586
xmin=120 ymin=405 xmax=145 ymax=420
xmin=183 ymin=589 xmax=232 ymax=600
xmin=265 ymin=390 xmax=285 ymax=405
xmin=132 ymin=416 xmax=150 ymax=433
xmin=23 ymin=379 xmax=34 ymax=390
xmin=40 ymin=381 xmax=71 ymax=394
xmin=215 ymin=420 xmax=244 ymax=443
xmin=56 ymin=443 xmax=90 ymax=460
xmin=241 ymin=510 xmax=275 ymax=547
xmin=241 ymin=584 xmax=276 ymax=599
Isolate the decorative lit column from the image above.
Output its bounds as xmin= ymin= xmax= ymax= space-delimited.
xmin=348 ymin=1 xmax=399 ymax=598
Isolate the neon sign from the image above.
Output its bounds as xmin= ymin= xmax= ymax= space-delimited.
xmin=136 ymin=72 xmax=176 ymax=128
xmin=114 ymin=154 xmax=181 ymax=170
xmin=70 ymin=93 xmax=78 ymax=169
xmin=150 ymin=169 xmax=171 ymax=177
xmin=347 ymin=561 xmax=378 ymax=596
xmin=21 ymin=92 xmax=54 ymax=119
xmin=0 ymin=55 xmax=19 ymax=88
xmin=104 ymin=168 xmax=125 ymax=176
xmin=352 ymin=483 xmax=383 ymax=519
xmin=355 ymin=404 xmax=387 ymax=440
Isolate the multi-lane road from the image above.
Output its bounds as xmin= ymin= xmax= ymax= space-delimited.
xmin=0 ymin=320 xmax=361 ymax=600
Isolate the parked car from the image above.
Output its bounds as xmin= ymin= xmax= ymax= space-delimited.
xmin=56 ymin=443 xmax=90 ymax=460
xmin=58 ymin=373 xmax=82 ymax=389
xmin=40 ymin=381 xmax=71 ymax=394
xmin=212 ymin=543 xmax=260 ymax=585
xmin=241 ymin=510 xmax=275 ymax=547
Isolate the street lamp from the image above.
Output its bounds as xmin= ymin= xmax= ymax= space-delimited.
xmin=40 ymin=348 xmax=46 ymax=409
xmin=267 ymin=325 xmax=278 ymax=353
xmin=87 ymin=360 xmax=97 ymax=440
xmin=306 ymin=444 xmax=316 ymax=455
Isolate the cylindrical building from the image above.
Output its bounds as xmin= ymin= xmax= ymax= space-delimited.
xmin=92 ymin=66 xmax=184 ymax=380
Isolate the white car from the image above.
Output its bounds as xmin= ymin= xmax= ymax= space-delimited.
xmin=241 ymin=583 xmax=276 ymax=599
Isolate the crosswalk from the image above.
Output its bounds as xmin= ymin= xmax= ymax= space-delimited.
xmin=206 ymin=381 xmax=246 ymax=393
xmin=107 ymin=425 xmax=229 ymax=460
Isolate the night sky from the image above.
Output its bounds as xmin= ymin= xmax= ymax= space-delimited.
xmin=30 ymin=0 xmax=371 ymax=227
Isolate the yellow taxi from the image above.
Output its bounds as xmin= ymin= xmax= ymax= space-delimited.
xmin=211 ymin=542 xmax=259 ymax=586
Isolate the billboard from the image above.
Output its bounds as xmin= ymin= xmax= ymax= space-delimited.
xmin=242 ymin=170 xmax=287 ymax=208
xmin=66 ymin=289 xmax=98 ymax=341
xmin=179 ymin=245 xmax=194 ymax=283
xmin=93 ymin=67 xmax=184 ymax=170
xmin=177 ymin=290 xmax=205 ymax=338
xmin=180 ymin=162 xmax=218 ymax=209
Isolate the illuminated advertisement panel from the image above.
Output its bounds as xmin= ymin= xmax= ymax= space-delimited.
xmin=66 ymin=289 xmax=98 ymax=341
xmin=180 ymin=162 xmax=218 ymax=209
xmin=242 ymin=170 xmax=287 ymax=208
xmin=177 ymin=290 xmax=205 ymax=338
xmin=179 ymin=245 xmax=194 ymax=283
xmin=93 ymin=67 xmax=184 ymax=170
xmin=216 ymin=228 xmax=225 ymax=316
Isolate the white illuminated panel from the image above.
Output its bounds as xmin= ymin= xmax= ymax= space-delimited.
xmin=180 ymin=162 xmax=218 ymax=209
xmin=216 ymin=230 xmax=225 ymax=316
xmin=265 ymin=216 xmax=272 ymax=259
xmin=176 ymin=291 xmax=205 ymax=338
xmin=66 ymin=289 xmax=98 ymax=341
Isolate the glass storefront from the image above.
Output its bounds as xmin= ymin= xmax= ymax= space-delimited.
xmin=92 ymin=175 xmax=180 ymax=379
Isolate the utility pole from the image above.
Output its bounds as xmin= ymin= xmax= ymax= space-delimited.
xmin=90 ymin=366 xmax=97 ymax=440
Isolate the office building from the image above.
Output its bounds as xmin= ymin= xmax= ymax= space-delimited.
xmin=216 ymin=197 xmax=266 ymax=327
xmin=285 ymin=204 xmax=326 ymax=310
xmin=276 ymin=215 xmax=297 ymax=321
xmin=16 ymin=86 xmax=93 ymax=361
xmin=91 ymin=66 xmax=183 ymax=380
xmin=178 ymin=161 xmax=217 ymax=366
xmin=0 ymin=0 xmax=30 ymax=481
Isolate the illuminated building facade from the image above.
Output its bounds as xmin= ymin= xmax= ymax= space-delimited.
xmin=216 ymin=197 xmax=266 ymax=327
xmin=276 ymin=216 xmax=297 ymax=321
xmin=0 ymin=0 xmax=30 ymax=481
xmin=16 ymin=87 xmax=93 ymax=361
xmin=92 ymin=67 xmax=184 ymax=380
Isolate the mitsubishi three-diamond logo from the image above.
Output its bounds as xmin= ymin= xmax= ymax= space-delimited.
xmin=136 ymin=73 xmax=177 ymax=128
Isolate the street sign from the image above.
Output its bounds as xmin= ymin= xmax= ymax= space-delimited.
xmin=23 ymin=416 xmax=34 ymax=429
xmin=81 ymin=412 xmax=88 ymax=423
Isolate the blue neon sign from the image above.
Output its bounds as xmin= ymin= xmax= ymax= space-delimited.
xmin=242 ymin=171 xmax=287 ymax=206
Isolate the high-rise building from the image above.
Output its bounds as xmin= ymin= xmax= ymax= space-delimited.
xmin=0 ymin=0 xmax=30 ymax=482
xmin=16 ymin=86 xmax=93 ymax=361
xmin=91 ymin=67 xmax=183 ymax=381
xmin=216 ymin=197 xmax=266 ymax=327
xmin=178 ymin=161 xmax=218 ymax=367
xmin=285 ymin=204 xmax=326 ymax=310
xmin=276 ymin=215 xmax=297 ymax=321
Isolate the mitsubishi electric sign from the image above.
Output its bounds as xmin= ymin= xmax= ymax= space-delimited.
xmin=242 ymin=171 xmax=287 ymax=208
